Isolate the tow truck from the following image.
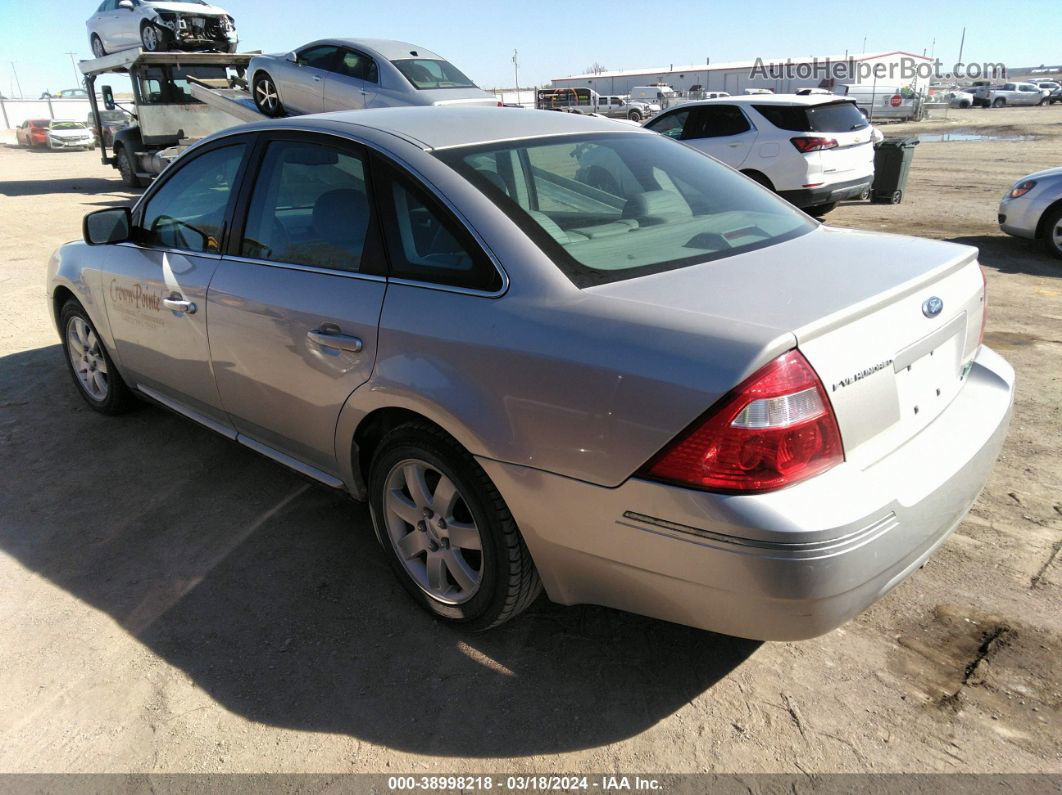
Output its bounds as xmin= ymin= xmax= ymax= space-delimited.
xmin=81 ymin=48 xmax=264 ymax=186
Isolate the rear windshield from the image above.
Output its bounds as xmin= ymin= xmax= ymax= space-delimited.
xmin=436 ymin=132 xmax=815 ymax=288
xmin=755 ymin=101 xmax=868 ymax=132
xmin=392 ymin=59 xmax=476 ymax=90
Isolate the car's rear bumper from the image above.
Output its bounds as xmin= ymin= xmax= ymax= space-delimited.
xmin=479 ymin=345 xmax=1014 ymax=641
xmin=778 ymin=175 xmax=873 ymax=208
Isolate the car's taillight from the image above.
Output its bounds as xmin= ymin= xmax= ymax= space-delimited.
xmin=979 ymin=266 xmax=988 ymax=346
xmin=497 ymin=101 xmax=504 ymax=107
xmin=790 ymin=136 xmax=839 ymax=153
xmin=640 ymin=350 xmax=844 ymax=494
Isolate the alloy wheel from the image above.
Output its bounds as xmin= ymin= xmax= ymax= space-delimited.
xmin=382 ymin=458 xmax=484 ymax=605
xmin=92 ymin=36 xmax=105 ymax=58
xmin=255 ymin=77 xmax=279 ymax=115
xmin=141 ymin=25 xmax=158 ymax=51
xmin=66 ymin=316 xmax=109 ymax=401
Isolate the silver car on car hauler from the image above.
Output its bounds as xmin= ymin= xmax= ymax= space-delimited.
xmin=247 ymin=39 xmax=500 ymax=118
xmin=48 ymin=108 xmax=1013 ymax=640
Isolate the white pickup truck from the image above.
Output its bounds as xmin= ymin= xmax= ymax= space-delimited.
xmin=971 ymin=81 xmax=1046 ymax=108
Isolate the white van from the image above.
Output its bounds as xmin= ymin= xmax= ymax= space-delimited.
xmin=839 ymin=84 xmax=921 ymax=120
xmin=630 ymin=84 xmax=678 ymax=107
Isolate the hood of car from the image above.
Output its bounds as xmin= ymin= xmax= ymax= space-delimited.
xmin=49 ymin=127 xmax=91 ymax=138
xmin=1017 ymin=166 xmax=1062 ymax=182
xmin=144 ymin=2 xmax=229 ymax=15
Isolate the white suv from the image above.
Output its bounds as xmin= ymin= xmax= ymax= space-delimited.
xmin=643 ymin=94 xmax=874 ymax=216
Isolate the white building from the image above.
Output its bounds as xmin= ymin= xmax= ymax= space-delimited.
xmin=550 ymin=51 xmax=935 ymax=96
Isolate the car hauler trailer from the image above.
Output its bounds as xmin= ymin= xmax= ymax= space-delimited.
xmin=80 ymin=49 xmax=257 ymax=186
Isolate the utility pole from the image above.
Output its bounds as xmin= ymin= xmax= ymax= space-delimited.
xmin=862 ymin=35 xmax=867 ymax=54
xmin=65 ymin=52 xmax=81 ymax=86
xmin=10 ymin=62 xmax=23 ymax=99
xmin=512 ymin=49 xmax=519 ymax=90
xmin=957 ymin=26 xmax=966 ymax=65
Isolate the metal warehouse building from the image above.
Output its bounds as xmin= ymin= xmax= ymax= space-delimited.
xmin=550 ymin=51 xmax=935 ymax=96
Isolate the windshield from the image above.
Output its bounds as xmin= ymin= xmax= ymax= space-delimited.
xmin=754 ymin=101 xmax=868 ymax=132
xmin=437 ymin=132 xmax=815 ymax=287
xmin=51 ymin=121 xmax=86 ymax=130
xmin=392 ymin=58 xmax=475 ymax=90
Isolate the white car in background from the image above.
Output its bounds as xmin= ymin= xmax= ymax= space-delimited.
xmin=643 ymin=94 xmax=874 ymax=216
xmin=86 ymin=0 xmax=237 ymax=57
xmin=45 ymin=120 xmax=96 ymax=150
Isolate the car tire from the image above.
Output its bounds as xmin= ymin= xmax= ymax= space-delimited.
xmin=741 ymin=170 xmax=774 ymax=191
xmin=628 ymin=110 xmax=642 ymax=122
xmin=140 ymin=21 xmax=167 ymax=52
xmin=90 ymin=34 xmax=107 ymax=59
xmin=115 ymin=146 xmax=147 ymax=188
xmin=368 ymin=421 xmax=542 ymax=630
xmin=992 ymin=98 xmax=1006 ymax=108
xmin=1040 ymin=205 xmax=1062 ymax=261
xmin=59 ymin=300 xmax=136 ymax=415
xmin=252 ymin=72 xmax=284 ymax=117
xmin=806 ymin=201 xmax=837 ymax=217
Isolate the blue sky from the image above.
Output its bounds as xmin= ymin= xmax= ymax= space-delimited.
xmin=1 ymin=0 xmax=1058 ymax=96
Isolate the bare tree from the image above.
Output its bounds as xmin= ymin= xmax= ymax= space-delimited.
xmin=584 ymin=62 xmax=608 ymax=75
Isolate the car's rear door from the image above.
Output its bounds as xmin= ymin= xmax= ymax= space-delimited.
xmin=323 ymin=47 xmax=378 ymax=111
xmin=102 ymin=135 xmax=253 ymax=431
xmin=206 ymin=132 xmax=387 ymax=478
xmin=681 ymin=104 xmax=758 ymax=167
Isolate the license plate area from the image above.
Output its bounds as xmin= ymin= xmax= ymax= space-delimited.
xmin=894 ymin=318 xmax=966 ymax=433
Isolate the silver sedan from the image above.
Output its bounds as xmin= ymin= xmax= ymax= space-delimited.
xmin=49 ymin=108 xmax=1013 ymax=640
xmin=248 ymin=39 xmax=500 ymax=117
xmin=998 ymin=167 xmax=1062 ymax=260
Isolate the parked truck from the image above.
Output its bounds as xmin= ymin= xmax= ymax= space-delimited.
xmin=536 ymin=87 xmax=653 ymax=120
xmin=81 ymin=49 xmax=254 ymax=186
xmin=971 ymin=81 xmax=1045 ymax=108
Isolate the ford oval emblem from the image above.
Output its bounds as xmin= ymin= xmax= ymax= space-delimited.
xmin=922 ymin=296 xmax=943 ymax=318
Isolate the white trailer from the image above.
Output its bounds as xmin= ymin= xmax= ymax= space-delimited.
xmin=80 ymin=49 xmax=258 ymax=186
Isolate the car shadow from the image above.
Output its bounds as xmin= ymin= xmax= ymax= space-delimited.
xmin=0 ymin=344 xmax=760 ymax=757
xmin=948 ymin=234 xmax=1061 ymax=278
xmin=0 ymin=176 xmax=140 ymax=198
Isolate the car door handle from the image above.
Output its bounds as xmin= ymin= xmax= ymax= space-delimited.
xmin=307 ymin=327 xmax=363 ymax=352
xmin=163 ymin=297 xmax=196 ymax=314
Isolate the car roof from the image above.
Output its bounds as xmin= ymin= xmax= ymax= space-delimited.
xmin=305 ymin=38 xmax=446 ymax=62
xmin=687 ymin=93 xmax=853 ymax=107
xmin=310 ymin=106 xmax=646 ymax=150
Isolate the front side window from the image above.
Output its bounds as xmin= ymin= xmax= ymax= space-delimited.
xmin=298 ymin=45 xmax=338 ymax=70
xmin=644 ymin=109 xmax=690 ymax=138
xmin=240 ymin=140 xmax=374 ymax=273
xmin=392 ymin=59 xmax=476 ymax=90
xmin=687 ymin=105 xmax=752 ymax=138
xmin=139 ymin=143 xmax=246 ymax=253
xmin=438 ymin=132 xmax=814 ymax=288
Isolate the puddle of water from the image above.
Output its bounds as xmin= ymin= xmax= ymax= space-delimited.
xmin=918 ymin=132 xmax=1035 ymax=142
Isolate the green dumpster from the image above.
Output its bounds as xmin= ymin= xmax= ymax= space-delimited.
xmin=871 ymin=137 xmax=919 ymax=204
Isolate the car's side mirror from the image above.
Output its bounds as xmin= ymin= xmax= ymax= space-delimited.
xmin=285 ymin=51 xmax=298 ymax=64
xmin=101 ymin=85 xmax=115 ymax=110
xmin=84 ymin=207 xmax=132 ymax=246
xmin=118 ymin=0 xmax=134 ymax=9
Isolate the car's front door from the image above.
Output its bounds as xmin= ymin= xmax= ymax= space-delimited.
xmin=682 ymin=104 xmax=758 ymax=168
xmin=282 ymin=45 xmax=337 ymax=114
xmin=323 ymin=48 xmax=378 ymax=111
xmin=206 ymin=133 xmax=387 ymax=477
xmin=103 ymin=137 xmax=251 ymax=430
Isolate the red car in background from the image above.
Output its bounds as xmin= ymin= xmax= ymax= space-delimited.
xmin=15 ymin=119 xmax=50 ymax=147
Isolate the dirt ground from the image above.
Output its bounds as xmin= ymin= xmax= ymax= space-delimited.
xmin=0 ymin=106 xmax=1059 ymax=775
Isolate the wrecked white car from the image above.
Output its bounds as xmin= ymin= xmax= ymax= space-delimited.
xmin=87 ymin=0 xmax=238 ymax=57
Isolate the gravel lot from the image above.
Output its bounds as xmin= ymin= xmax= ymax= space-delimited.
xmin=0 ymin=106 xmax=1059 ymax=774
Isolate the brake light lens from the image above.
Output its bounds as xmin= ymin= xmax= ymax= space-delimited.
xmin=1008 ymin=179 xmax=1036 ymax=198
xmin=790 ymin=136 xmax=839 ymax=153
xmin=641 ymin=350 xmax=844 ymax=493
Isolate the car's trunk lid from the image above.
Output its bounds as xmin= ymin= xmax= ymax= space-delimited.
xmin=589 ymin=225 xmax=986 ymax=465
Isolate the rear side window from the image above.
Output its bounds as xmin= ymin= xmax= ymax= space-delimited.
xmin=139 ymin=143 xmax=246 ymax=253
xmin=240 ymin=140 xmax=376 ymax=273
xmin=376 ymin=163 xmax=502 ymax=292
xmin=337 ymin=49 xmax=379 ymax=83
xmin=754 ymin=101 xmax=868 ymax=132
